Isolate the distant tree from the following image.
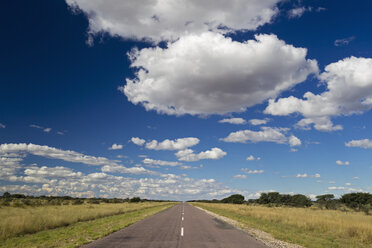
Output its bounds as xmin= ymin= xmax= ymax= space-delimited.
xmin=221 ymin=194 xmax=245 ymax=204
xmin=289 ymin=194 xmax=312 ymax=207
xmin=316 ymin=194 xmax=338 ymax=209
xmin=2 ymin=192 xmax=11 ymax=198
xmin=130 ymin=197 xmax=141 ymax=203
xmin=341 ymin=193 xmax=372 ymax=210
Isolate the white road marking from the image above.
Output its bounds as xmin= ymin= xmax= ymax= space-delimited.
xmin=181 ymin=227 xmax=184 ymax=236
xmin=182 ymin=216 xmax=184 ymax=221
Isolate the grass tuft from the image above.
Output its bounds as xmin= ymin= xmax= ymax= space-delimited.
xmin=192 ymin=203 xmax=372 ymax=248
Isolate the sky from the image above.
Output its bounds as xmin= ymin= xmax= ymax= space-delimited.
xmin=1 ymin=0 xmax=372 ymax=200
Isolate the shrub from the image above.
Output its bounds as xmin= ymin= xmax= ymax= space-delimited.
xmin=221 ymin=194 xmax=245 ymax=204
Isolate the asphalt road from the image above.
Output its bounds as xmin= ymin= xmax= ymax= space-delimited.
xmin=82 ymin=203 xmax=268 ymax=248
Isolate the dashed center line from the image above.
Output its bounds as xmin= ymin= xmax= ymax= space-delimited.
xmin=181 ymin=227 xmax=184 ymax=236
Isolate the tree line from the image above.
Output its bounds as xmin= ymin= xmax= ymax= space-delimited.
xmin=0 ymin=192 xmax=171 ymax=207
xmin=189 ymin=192 xmax=372 ymax=214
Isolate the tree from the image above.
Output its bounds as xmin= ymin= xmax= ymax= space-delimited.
xmin=2 ymin=192 xmax=11 ymax=198
xmin=316 ymin=194 xmax=338 ymax=209
xmin=341 ymin=193 xmax=372 ymax=210
xmin=289 ymin=194 xmax=312 ymax=207
xmin=130 ymin=197 xmax=141 ymax=203
xmin=221 ymin=194 xmax=245 ymax=204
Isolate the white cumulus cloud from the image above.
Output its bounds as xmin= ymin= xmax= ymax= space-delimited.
xmin=246 ymin=155 xmax=261 ymax=161
xmin=241 ymin=169 xmax=264 ymax=174
xmin=289 ymin=135 xmax=302 ymax=147
xmin=222 ymin=127 xmax=301 ymax=147
xmin=66 ymin=0 xmax=281 ymax=43
xmin=265 ymin=57 xmax=372 ymax=131
xmin=346 ymin=139 xmax=372 ymax=149
xmin=175 ymin=148 xmax=226 ymax=162
xmin=131 ymin=137 xmax=146 ymax=146
xmin=249 ymin=119 xmax=269 ymax=126
xmin=336 ymin=160 xmax=350 ymax=165
xmin=219 ymin=118 xmax=246 ymax=125
xmin=108 ymin=144 xmax=123 ymax=150
xmin=233 ymin=174 xmax=247 ymax=179
xmin=121 ymin=33 xmax=318 ymax=116
xmin=143 ymin=158 xmax=183 ymax=167
xmin=145 ymin=137 xmax=200 ymax=151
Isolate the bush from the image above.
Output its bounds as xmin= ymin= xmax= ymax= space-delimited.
xmin=341 ymin=193 xmax=372 ymax=211
xmin=221 ymin=194 xmax=245 ymax=204
xmin=130 ymin=197 xmax=141 ymax=203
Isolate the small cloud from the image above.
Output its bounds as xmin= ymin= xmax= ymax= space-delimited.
xmin=314 ymin=173 xmax=321 ymax=178
xmin=336 ymin=160 xmax=350 ymax=166
xmin=108 ymin=144 xmax=123 ymax=150
xmin=131 ymin=137 xmax=146 ymax=146
xmin=346 ymin=139 xmax=372 ymax=149
xmin=249 ymin=118 xmax=269 ymax=126
xmin=219 ymin=118 xmax=246 ymax=125
xmin=334 ymin=36 xmax=355 ymax=47
xmin=328 ymin=186 xmax=345 ymax=190
xmin=288 ymin=6 xmax=312 ymax=19
xmin=30 ymin=124 xmax=43 ymax=129
xmin=56 ymin=131 xmax=65 ymax=135
xmin=290 ymin=148 xmax=298 ymax=152
xmin=116 ymin=155 xmax=128 ymax=159
xmin=0 ymin=123 xmax=5 ymax=128
xmin=246 ymin=155 xmax=261 ymax=161
xmin=309 ymin=194 xmax=317 ymax=200
xmin=328 ymin=181 xmax=336 ymax=184
xmin=316 ymin=180 xmax=322 ymax=183
xmin=138 ymin=155 xmax=147 ymax=158
xmin=316 ymin=7 xmax=327 ymax=12
xmin=345 ymin=182 xmax=351 ymax=186
xmin=30 ymin=124 xmax=52 ymax=133
xmin=241 ymin=169 xmax=264 ymax=174
xmin=352 ymin=177 xmax=360 ymax=180
xmin=296 ymin=173 xmax=308 ymax=178
xmin=233 ymin=174 xmax=247 ymax=179
xmin=289 ymin=135 xmax=302 ymax=147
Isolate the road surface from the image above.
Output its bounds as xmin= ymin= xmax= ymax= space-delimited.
xmin=82 ymin=203 xmax=268 ymax=248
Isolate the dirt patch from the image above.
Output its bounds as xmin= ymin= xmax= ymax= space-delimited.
xmin=196 ymin=206 xmax=305 ymax=248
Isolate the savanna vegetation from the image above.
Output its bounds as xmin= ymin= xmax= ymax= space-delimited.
xmin=190 ymin=192 xmax=372 ymax=248
xmin=0 ymin=192 xmax=175 ymax=247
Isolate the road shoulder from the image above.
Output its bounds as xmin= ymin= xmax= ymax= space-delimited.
xmin=194 ymin=206 xmax=304 ymax=248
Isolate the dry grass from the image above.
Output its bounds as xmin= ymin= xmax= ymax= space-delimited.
xmin=0 ymin=202 xmax=171 ymax=240
xmin=193 ymin=203 xmax=372 ymax=248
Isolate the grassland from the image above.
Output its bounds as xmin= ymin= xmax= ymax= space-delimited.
xmin=192 ymin=202 xmax=372 ymax=248
xmin=0 ymin=201 xmax=174 ymax=247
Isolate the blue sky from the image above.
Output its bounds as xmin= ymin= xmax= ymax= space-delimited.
xmin=0 ymin=0 xmax=371 ymax=200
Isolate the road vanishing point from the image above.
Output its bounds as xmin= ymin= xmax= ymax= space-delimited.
xmin=82 ymin=203 xmax=268 ymax=248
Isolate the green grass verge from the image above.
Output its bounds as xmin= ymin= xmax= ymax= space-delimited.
xmin=192 ymin=203 xmax=371 ymax=248
xmin=1 ymin=203 xmax=175 ymax=248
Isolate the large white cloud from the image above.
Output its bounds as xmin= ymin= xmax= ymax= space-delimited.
xmin=0 ymin=143 xmax=155 ymax=176
xmin=121 ymin=33 xmax=318 ymax=116
xmin=175 ymin=148 xmax=226 ymax=162
xmin=66 ymin=0 xmax=281 ymax=43
xmin=265 ymin=57 xmax=372 ymax=131
xmin=0 ymin=143 xmax=119 ymax=166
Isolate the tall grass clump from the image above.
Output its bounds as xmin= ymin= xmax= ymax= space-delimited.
xmin=0 ymin=201 xmax=170 ymax=240
xmin=193 ymin=203 xmax=372 ymax=247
